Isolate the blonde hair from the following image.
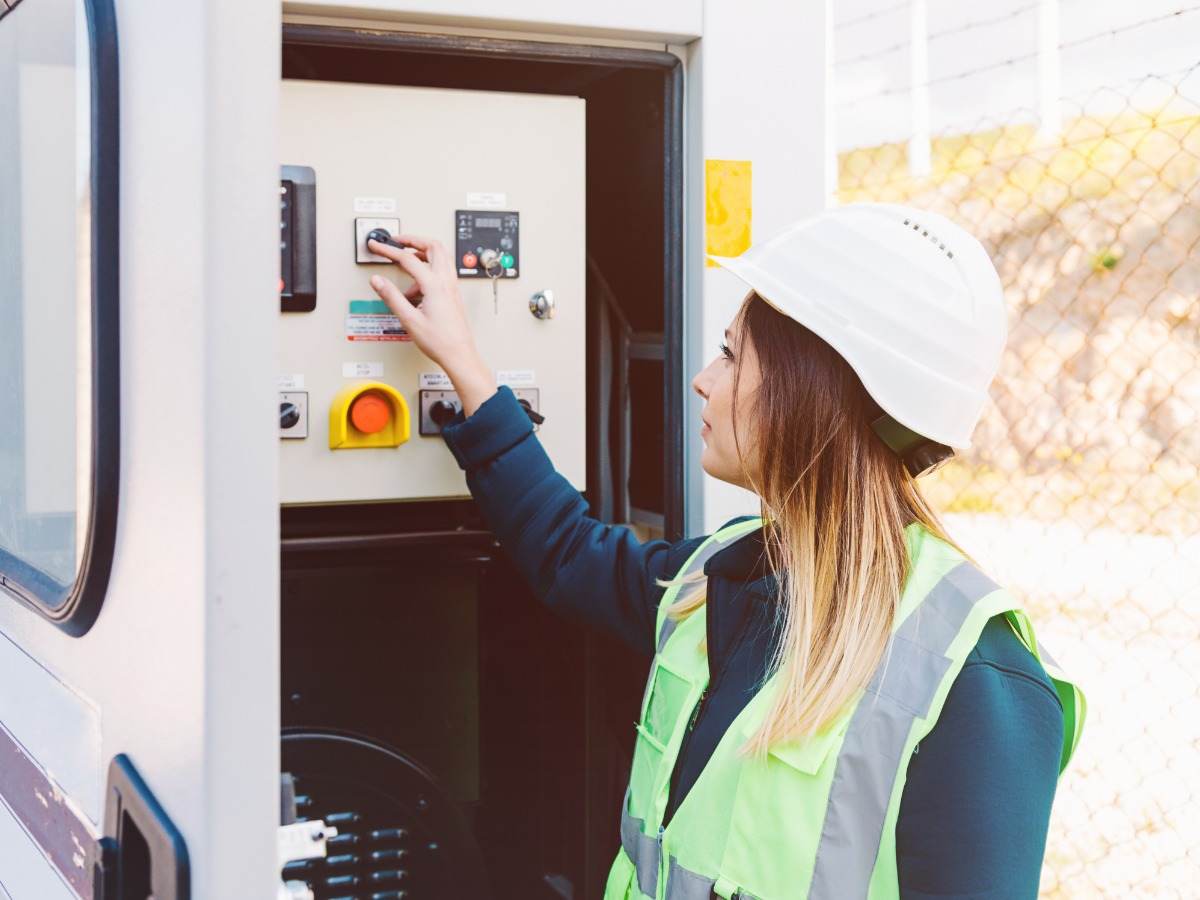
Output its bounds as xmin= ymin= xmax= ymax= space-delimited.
xmin=667 ymin=294 xmax=971 ymax=756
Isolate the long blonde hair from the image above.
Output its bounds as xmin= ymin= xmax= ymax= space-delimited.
xmin=667 ymin=293 xmax=971 ymax=756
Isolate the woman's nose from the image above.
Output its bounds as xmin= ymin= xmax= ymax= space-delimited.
xmin=691 ymin=369 xmax=708 ymax=399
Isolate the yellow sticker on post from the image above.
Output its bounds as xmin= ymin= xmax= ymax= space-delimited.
xmin=705 ymin=159 xmax=752 ymax=267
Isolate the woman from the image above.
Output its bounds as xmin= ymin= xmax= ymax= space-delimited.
xmin=365 ymin=203 xmax=1083 ymax=900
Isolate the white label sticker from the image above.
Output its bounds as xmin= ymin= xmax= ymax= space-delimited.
xmin=419 ymin=372 xmax=453 ymax=389
xmin=346 ymin=299 xmax=409 ymax=342
xmin=466 ymin=191 xmax=507 ymax=209
xmin=278 ymin=820 xmax=334 ymax=867
xmin=343 ymin=361 xmax=384 ymax=378
xmin=496 ymin=369 xmax=536 ymax=387
xmin=354 ymin=196 xmax=397 ymax=214
xmin=278 ymin=374 xmax=305 ymax=390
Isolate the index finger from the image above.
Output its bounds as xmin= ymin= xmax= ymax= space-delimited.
xmin=392 ymin=234 xmax=436 ymax=252
xmin=394 ymin=234 xmax=454 ymax=277
xmin=368 ymin=239 xmax=436 ymax=292
xmin=367 ymin=238 xmax=427 ymax=264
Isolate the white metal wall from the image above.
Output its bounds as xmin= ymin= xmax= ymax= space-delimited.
xmin=684 ymin=1 xmax=831 ymax=536
xmin=0 ymin=0 xmax=281 ymax=896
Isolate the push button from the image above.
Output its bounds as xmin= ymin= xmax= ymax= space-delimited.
xmin=350 ymin=393 xmax=391 ymax=434
xmin=461 ymin=252 xmax=478 ymax=268
xmin=329 ymin=382 xmax=410 ymax=449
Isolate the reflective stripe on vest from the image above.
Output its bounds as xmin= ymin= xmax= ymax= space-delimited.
xmin=656 ymin=523 xmax=756 ymax=654
xmin=807 ymin=561 xmax=999 ymax=899
xmin=619 ymin=559 xmax=1012 ymax=899
xmin=620 ymin=786 xmax=661 ymax=897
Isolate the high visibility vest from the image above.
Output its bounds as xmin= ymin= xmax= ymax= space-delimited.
xmin=604 ymin=518 xmax=1085 ymax=900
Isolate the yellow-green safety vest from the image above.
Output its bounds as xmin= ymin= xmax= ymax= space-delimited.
xmin=604 ymin=517 xmax=1085 ymax=900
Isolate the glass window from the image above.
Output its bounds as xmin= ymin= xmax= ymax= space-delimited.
xmin=0 ymin=0 xmax=118 ymax=633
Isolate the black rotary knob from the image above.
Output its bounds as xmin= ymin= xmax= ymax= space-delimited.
xmin=280 ymin=401 xmax=300 ymax=429
xmin=429 ymin=400 xmax=459 ymax=426
xmin=366 ymin=228 xmax=395 ymax=247
xmin=517 ymin=398 xmax=545 ymax=426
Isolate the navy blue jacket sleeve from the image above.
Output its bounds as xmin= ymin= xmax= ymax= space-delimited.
xmin=440 ymin=386 xmax=702 ymax=657
xmin=896 ymin=616 xmax=1065 ymax=900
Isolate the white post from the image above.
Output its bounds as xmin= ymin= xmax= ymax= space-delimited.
xmin=908 ymin=0 xmax=931 ymax=178
xmin=825 ymin=0 xmax=839 ymax=207
xmin=1037 ymin=0 xmax=1062 ymax=141
xmin=692 ymin=0 xmax=828 ymax=533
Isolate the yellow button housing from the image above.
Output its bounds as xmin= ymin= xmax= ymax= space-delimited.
xmin=329 ymin=382 xmax=410 ymax=449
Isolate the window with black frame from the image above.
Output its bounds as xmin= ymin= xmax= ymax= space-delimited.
xmin=0 ymin=0 xmax=118 ymax=635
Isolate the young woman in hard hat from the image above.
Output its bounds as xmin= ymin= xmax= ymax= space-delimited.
xmin=366 ymin=204 xmax=1084 ymax=900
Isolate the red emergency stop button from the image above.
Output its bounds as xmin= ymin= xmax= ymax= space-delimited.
xmin=462 ymin=252 xmax=478 ymax=268
xmin=350 ymin=393 xmax=391 ymax=434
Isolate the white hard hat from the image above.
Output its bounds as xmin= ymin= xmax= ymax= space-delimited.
xmin=707 ymin=202 xmax=1006 ymax=450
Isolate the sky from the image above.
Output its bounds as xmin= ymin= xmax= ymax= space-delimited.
xmin=832 ymin=0 xmax=1200 ymax=149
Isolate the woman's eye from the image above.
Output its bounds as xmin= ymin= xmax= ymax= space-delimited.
xmin=718 ymin=341 xmax=734 ymax=361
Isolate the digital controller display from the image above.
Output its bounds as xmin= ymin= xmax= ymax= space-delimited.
xmin=455 ymin=210 xmax=520 ymax=278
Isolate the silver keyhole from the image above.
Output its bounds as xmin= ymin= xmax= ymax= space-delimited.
xmin=529 ymin=290 xmax=555 ymax=320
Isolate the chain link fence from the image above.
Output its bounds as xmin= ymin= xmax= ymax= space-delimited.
xmin=836 ymin=63 xmax=1200 ymax=898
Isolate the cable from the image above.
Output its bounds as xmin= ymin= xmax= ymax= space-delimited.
xmin=836 ymin=2 xmax=1041 ymax=69
xmin=838 ymin=5 xmax=1200 ymax=107
xmin=835 ymin=1 xmax=911 ymax=32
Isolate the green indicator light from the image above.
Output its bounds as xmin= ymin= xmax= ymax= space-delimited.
xmin=500 ymin=253 xmax=515 ymax=269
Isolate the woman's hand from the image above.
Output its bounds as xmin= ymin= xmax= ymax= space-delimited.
xmin=367 ymin=235 xmax=497 ymax=416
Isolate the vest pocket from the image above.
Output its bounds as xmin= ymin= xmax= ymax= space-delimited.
xmin=765 ymin=722 xmax=844 ymax=775
xmin=631 ymin=722 xmax=667 ymax=800
xmin=643 ymin=661 xmax=693 ymax=744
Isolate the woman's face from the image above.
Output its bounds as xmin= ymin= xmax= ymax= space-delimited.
xmin=692 ymin=310 xmax=762 ymax=489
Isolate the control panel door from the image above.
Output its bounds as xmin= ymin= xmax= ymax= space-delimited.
xmin=278 ymin=81 xmax=586 ymax=505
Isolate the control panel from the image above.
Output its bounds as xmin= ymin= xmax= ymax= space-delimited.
xmin=278 ymin=82 xmax=586 ymax=505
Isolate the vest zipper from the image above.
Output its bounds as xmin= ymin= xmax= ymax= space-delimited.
xmin=657 ymin=824 xmax=666 ymax=893
xmin=687 ymin=688 xmax=708 ymax=732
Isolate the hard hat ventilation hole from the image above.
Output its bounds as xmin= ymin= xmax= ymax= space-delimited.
xmin=901 ymin=216 xmax=955 ymax=260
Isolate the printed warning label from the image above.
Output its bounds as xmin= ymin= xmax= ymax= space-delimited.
xmin=346 ymin=299 xmax=409 ymax=341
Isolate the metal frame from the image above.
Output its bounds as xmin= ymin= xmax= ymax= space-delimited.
xmin=0 ymin=0 xmax=120 ymax=635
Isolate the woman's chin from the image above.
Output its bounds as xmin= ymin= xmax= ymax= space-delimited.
xmin=698 ymin=450 xmax=727 ymax=483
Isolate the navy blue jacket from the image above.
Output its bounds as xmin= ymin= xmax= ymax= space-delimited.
xmin=442 ymin=386 xmax=1064 ymax=899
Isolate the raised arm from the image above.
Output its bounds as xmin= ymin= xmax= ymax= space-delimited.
xmin=443 ymin=385 xmax=699 ymax=653
xmin=365 ymin=233 xmax=699 ymax=655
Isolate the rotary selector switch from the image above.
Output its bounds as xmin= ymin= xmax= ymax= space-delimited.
xmin=430 ymin=400 xmax=459 ymax=426
xmin=279 ymin=392 xmax=309 ymax=439
xmin=517 ymin=397 xmax=545 ymax=426
xmin=355 ymin=217 xmax=402 ymax=263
